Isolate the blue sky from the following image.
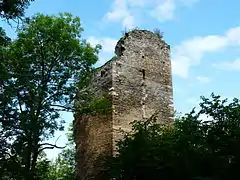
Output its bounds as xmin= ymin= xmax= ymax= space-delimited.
xmin=1 ymin=0 xmax=240 ymax=159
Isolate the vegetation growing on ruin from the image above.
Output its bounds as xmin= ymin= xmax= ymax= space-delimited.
xmin=153 ymin=28 xmax=164 ymax=39
xmin=120 ymin=27 xmax=163 ymax=41
xmin=75 ymin=92 xmax=112 ymax=116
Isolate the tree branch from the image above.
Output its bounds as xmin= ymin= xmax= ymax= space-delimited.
xmin=38 ymin=143 xmax=66 ymax=153
xmin=50 ymin=104 xmax=72 ymax=111
xmin=43 ymin=91 xmax=61 ymax=104
xmin=38 ymin=135 xmax=66 ymax=153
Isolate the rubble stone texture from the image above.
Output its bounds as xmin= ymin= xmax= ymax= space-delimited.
xmin=74 ymin=29 xmax=174 ymax=179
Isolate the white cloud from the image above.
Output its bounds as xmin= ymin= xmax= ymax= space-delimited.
xmin=226 ymin=27 xmax=240 ymax=44
xmin=123 ymin=15 xmax=135 ymax=29
xmin=104 ymin=0 xmax=200 ymax=27
xmin=213 ymin=59 xmax=240 ymax=71
xmin=106 ymin=0 xmax=128 ymax=20
xmin=172 ymin=26 xmax=240 ymax=78
xmin=196 ymin=76 xmax=211 ymax=84
xmin=171 ymin=56 xmax=190 ymax=78
xmin=87 ymin=36 xmax=117 ymax=53
xmin=87 ymin=36 xmax=118 ymax=65
xmin=105 ymin=0 xmax=135 ymax=28
xmin=150 ymin=0 xmax=175 ymax=22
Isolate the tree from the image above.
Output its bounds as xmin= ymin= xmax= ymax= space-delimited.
xmin=47 ymin=148 xmax=76 ymax=180
xmin=0 ymin=12 xmax=101 ymax=179
xmin=49 ymin=124 xmax=76 ymax=180
xmin=0 ymin=27 xmax=15 ymax=180
xmin=0 ymin=26 xmax=11 ymax=44
xmin=0 ymin=0 xmax=35 ymax=20
xmin=35 ymin=124 xmax=76 ymax=180
xmin=100 ymin=93 xmax=240 ymax=180
xmin=35 ymin=152 xmax=51 ymax=180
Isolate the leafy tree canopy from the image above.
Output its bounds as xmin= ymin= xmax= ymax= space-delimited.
xmin=100 ymin=93 xmax=240 ymax=180
xmin=0 ymin=12 xmax=100 ymax=179
xmin=0 ymin=0 xmax=34 ymax=20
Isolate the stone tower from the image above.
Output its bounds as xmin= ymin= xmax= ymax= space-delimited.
xmin=74 ymin=29 xmax=174 ymax=179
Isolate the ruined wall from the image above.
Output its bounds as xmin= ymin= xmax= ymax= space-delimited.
xmin=112 ymin=30 xmax=174 ymax=151
xmin=74 ymin=61 xmax=114 ymax=179
xmin=74 ymin=29 xmax=174 ymax=179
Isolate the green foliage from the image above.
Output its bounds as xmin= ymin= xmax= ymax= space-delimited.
xmin=49 ymin=148 xmax=76 ymax=180
xmin=99 ymin=93 xmax=240 ymax=180
xmin=121 ymin=26 xmax=140 ymax=36
xmin=49 ymin=122 xmax=76 ymax=180
xmin=153 ymin=28 xmax=164 ymax=39
xmin=83 ymin=95 xmax=112 ymax=115
xmin=35 ymin=125 xmax=76 ymax=180
xmin=0 ymin=27 xmax=10 ymax=87
xmin=0 ymin=0 xmax=35 ymax=20
xmin=37 ymin=149 xmax=76 ymax=180
xmin=121 ymin=27 xmax=163 ymax=41
xmin=0 ymin=12 xmax=100 ymax=179
xmin=35 ymin=152 xmax=51 ymax=180
xmin=76 ymin=93 xmax=112 ymax=116
xmin=0 ymin=26 xmax=11 ymax=45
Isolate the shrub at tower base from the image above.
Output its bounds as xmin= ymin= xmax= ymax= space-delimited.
xmin=97 ymin=93 xmax=240 ymax=180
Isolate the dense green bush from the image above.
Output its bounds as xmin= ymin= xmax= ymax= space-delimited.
xmin=99 ymin=94 xmax=240 ymax=180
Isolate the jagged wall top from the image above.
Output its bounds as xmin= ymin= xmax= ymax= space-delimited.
xmin=115 ymin=29 xmax=170 ymax=57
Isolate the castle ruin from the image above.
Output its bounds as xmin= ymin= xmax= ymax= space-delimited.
xmin=74 ymin=29 xmax=174 ymax=179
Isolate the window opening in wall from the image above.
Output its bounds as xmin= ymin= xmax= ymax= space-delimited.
xmin=101 ymin=70 xmax=105 ymax=77
xmin=140 ymin=69 xmax=145 ymax=80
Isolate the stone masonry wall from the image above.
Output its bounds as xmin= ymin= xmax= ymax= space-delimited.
xmin=74 ymin=29 xmax=174 ymax=179
xmin=74 ymin=61 xmax=114 ymax=179
xmin=112 ymin=30 xmax=174 ymax=153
